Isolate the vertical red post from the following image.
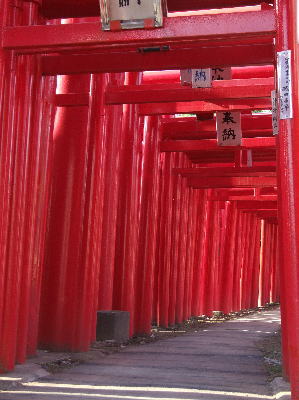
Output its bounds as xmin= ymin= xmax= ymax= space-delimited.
xmin=198 ymin=191 xmax=212 ymax=316
xmin=134 ymin=116 xmax=161 ymax=334
xmin=175 ymin=157 xmax=191 ymax=323
xmin=39 ymin=73 xmax=92 ymax=350
xmin=191 ymin=190 xmax=207 ymax=317
xmin=0 ymin=1 xmax=55 ymax=369
xmin=75 ymin=73 xmax=111 ymax=345
xmin=168 ymin=153 xmax=182 ymax=326
xmin=265 ymin=223 xmax=274 ymax=303
xmin=270 ymin=226 xmax=280 ymax=303
xmin=240 ymin=213 xmax=250 ymax=310
xmin=201 ymin=197 xmax=219 ymax=317
xmin=97 ymin=73 xmax=124 ymax=311
xmin=250 ymin=218 xmax=262 ymax=308
xmin=219 ymin=202 xmax=238 ymax=314
xmin=232 ymin=211 xmax=244 ymax=311
xmin=0 ymin=0 xmax=20 ymax=371
xmin=276 ymin=0 xmax=299 ymax=392
xmin=185 ymin=189 xmax=201 ymax=317
xmin=246 ymin=216 xmax=259 ymax=309
xmin=211 ymin=201 xmax=221 ymax=313
xmin=112 ymin=72 xmax=142 ymax=335
xmin=174 ymin=157 xmax=186 ymax=323
xmin=157 ymin=152 xmax=175 ymax=327
xmin=183 ymin=184 xmax=193 ymax=321
xmin=16 ymin=57 xmax=55 ymax=363
xmin=39 ymin=71 xmax=121 ymax=351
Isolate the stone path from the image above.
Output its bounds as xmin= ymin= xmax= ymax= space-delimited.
xmin=0 ymin=309 xmax=286 ymax=400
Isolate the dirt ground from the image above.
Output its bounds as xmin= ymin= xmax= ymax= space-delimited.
xmin=257 ymin=327 xmax=282 ymax=381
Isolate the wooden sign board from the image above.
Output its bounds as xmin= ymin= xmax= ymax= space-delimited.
xmin=216 ymin=111 xmax=242 ymax=146
xmin=180 ymin=69 xmax=192 ymax=86
xmin=180 ymin=67 xmax=232 ymax=87
xmin=211 ymin=67 xmax=232 ymax=81
xmin=277 ymin=50 xmax=293 ymax=119
xmin=271 ymin=90 xmax=279 ymax=135
xmin=100 ymin=0 xmax=164 ymax=30
xmin=191 ymin=69 xmax=212 ymax=88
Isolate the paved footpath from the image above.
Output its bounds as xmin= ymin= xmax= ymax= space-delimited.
xmin=0 ymin=309 xmax=288 ymax=400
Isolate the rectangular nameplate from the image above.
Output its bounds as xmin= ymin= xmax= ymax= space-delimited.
xmin=180 ymin=69 xmax=192 ymax=86
xmin=277 ymin=50 xmax=293 ymax=119
xmin=191 ymin=68 xmax=212 ymax=88
xmin=180 ymin=67 xmax=231 ymax=87
xmin=216 ymin=111 xmax=242 ymax=146
xmin=100 ymin=0 xmax=163 ymax=30
xmin=271 ymin=90 xmax=279 ymax=135
xmin=211 ymin=67 xmax=232 ymax=81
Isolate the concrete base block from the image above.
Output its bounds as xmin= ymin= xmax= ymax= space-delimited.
xmin=96 ymin=311 xmax=130 ymax=343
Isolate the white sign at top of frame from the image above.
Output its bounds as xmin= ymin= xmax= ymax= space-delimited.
xmin=99 ymin=0 xmax=164 ymax=30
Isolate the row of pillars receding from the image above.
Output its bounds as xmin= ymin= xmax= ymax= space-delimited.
xmin=0 ymin=1 xmax=299 ymax=399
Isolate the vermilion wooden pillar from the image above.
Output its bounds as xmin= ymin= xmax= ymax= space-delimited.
xmin=185 ymin=189 xmax=201 ymax=318
xmin=175 ymin=156 xmax=188 ymax=323
xmin=183 ymin=186 xmax=194 ymax=321
xmin=0 ymin=28 xmax=19 ymax=370
xmin=181 ymin=161 xmax=193 ymax=322
xmin=259 ymin=220 xmax=267 ymax=306
xmin=244 ymin=215 xmax=255 ymax=309
xmin=134 ymin=116 xmax=161 ymax=334
xmin=15 ymin=61 xmax=55 ymax=363
xmin=97 ymin=74 xmax=124 ymax=312
xmin=39 ymin=72 xmax=122 ymax=351
xmin=191 ymin=190 xmax=207 ymax=317
xmin=112 ymin=72 xmax=142 ymax=335
xmin=266 ymin=223 xmax=275 ymax=303
xmin=270 ymin=226 xmax=280 ymax=303
xmin=158 ymin=152 xmax=180 ymax=327
xmin=171 ymin=155 xmax=181 ymax=324
xmin=247 ymin=215 xmax=255 ymax=309
xmin=152 ymin=158 xmax=163 ymax=326
xmin=212 ymin=200 xmax=221 ymax=313
xmin=276 ymin=0 xmax=299 ymax=394
xmin=232 ymin=211 xmax=244 ymax=311
xmin=200 ymin=197 xmax=220 ymax=316
xmin=168 ymin=154 xmax=182 ymax=326
xmin=39 ymin=74 xmax=92 ymax=351
xmin=198 ymin=191 xmax=212 ymax=316
xmin=76 ymin=73 xmax=110 ymax=345
xmin=219 ymin=202 xmax=238 ymax=314
xmin=0 ymin=2 xmax=55 ymax=370
xmin=260 ymin=220 xmax=275 ymax=306
xmin=240 ymin=213 xmax=250 ymax=310
xmin=250 ymin=218 xmax=262 ymax=308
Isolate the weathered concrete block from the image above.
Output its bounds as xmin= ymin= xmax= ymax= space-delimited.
xmin=96 ymin=311 xmax=130 ymax=343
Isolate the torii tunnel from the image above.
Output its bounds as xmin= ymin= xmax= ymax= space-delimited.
xmin=1 ymin=0 xmax=299 ymax=398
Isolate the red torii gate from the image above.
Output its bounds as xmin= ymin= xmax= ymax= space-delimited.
xmin=0 ymin=0 xmax=299 ymax=398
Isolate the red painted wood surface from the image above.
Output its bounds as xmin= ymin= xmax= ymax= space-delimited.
xmin=41 ymin=44 xmax=275 ymax=76
xmin=0 ymin=1 xmax=55 ymax=371
xmin=140 ymin=98 xmax=272 ymax=115
xmin=39 ymin=73 xmax=96 ymax=351
xmin=41 ymin=0 xmax=272 ymax=19
xmin=143 ymin=66 xmax=275 ymax=85
xmin=275 ymin=0 xmax=299 ymax=395
xmin=0 ymin=0 xmax=294 ymax=395
xmin=3 ymin=10 xmax=275 ymax=52
xmin=106 ymin=78 xmax=274 ymax=105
